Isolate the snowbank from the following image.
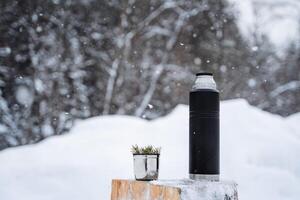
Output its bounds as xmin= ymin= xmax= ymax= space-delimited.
xmin=0 ymin=99 xmax=299 ymax=200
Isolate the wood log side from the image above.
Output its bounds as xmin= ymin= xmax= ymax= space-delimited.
xmin=111 ymin=179 xmax=181 ymax=200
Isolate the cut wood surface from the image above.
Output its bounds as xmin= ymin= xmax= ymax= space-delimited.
xmin=111 ymin=179 xmax=238 ymax=200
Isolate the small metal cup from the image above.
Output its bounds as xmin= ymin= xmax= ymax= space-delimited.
xmin=133 ymin=154 xmax=159 ymax=181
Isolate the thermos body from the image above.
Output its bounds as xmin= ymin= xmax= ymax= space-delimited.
xmin=189 ymin=73 xmax=220 ymax=181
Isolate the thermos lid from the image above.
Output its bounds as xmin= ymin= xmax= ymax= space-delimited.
xmin=190 ymin=72 xmax=219 ymax=112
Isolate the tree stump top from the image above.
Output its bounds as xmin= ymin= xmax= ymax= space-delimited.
xmin=111 ymin=179 xmax=238 ymax=200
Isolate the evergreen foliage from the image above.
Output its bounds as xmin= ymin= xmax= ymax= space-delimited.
xmin=131 ymin=145 xmax=161 ymax=155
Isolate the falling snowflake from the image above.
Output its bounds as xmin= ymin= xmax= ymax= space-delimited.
xmin=247 ymin=79 xmax=257 ymax=88
xmin=194 ymin=57 xmax=201 ymax=65
xmin=252 ymin=46 xmax=258 ymax=52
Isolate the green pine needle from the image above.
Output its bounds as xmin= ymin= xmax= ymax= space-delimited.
xmin=131 ymin=144 xmax=161 ymax=154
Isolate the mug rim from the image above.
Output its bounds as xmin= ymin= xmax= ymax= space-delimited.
xmin=133 ymin=153 xmax=160 ymax=156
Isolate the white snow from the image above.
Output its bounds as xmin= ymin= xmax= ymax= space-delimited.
xmin=229 ymin=0 xmax=300 ymax=48
xmin=286 ymin=113 xmax=300 ymax=140
xmin=152 ymin=179 xmax=237 ymax=200
xmin=0 ymin=124 xmax=8 ymax=133
xmin=0 ymin=99 xmax=299 ymax=200
xmin=147 ymin=104 xmax=154 ymax=109
xmin=41 ymin=123 xmax=54 ymax=137
xmin=247 ymin=78 xmax=257 ymax=88
xmin=15 ymin=86 xmax=34 ymax=107
xmin=34 ymin=78 xmax=45 ymax=93
xmin=0 ymin=47 xmax=11 ymax=57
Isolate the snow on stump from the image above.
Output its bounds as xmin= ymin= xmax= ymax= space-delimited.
xmin=111 ymin=179 xmax=238 ymax=200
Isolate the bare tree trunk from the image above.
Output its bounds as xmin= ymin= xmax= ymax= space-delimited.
xmin=103 ymin=59 xmax=119 ymax=114
xmin=270 ymin=81 xmax=300 ymax=97
xmin=135 ymin=8 xmax=198 ymax=117
xmin=135 ymin=63 xmax=164 ymax=117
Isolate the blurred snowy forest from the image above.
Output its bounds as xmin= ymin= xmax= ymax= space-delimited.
xmin=0 ymin=0 xmax=299 ymax=150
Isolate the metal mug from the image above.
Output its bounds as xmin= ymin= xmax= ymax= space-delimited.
xmin=133 ymin=154 xmax=159 ymax=181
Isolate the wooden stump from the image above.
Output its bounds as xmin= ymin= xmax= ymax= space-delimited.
xmin=111 ymin=179 xmax=238 ymax=200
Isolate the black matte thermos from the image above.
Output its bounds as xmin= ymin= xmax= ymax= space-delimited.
xmin=189 ymin=72 xmax=219 ymax=181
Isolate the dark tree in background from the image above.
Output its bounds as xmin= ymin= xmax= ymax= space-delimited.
xmin=0 ymin=0 xmax=299 ymax=150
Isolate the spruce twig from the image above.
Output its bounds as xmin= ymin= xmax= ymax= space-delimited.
xmin=131 ymin=145 xmax=161 ymax=155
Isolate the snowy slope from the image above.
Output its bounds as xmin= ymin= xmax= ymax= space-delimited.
xmin=0 ymin=99 xmax=299 ymax=200
xmin=286 ymin=113 xmax=300 ymax=139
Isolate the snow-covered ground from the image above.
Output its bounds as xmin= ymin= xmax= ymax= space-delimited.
xmin=0 ymin=99 xmax=299 ymax=200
